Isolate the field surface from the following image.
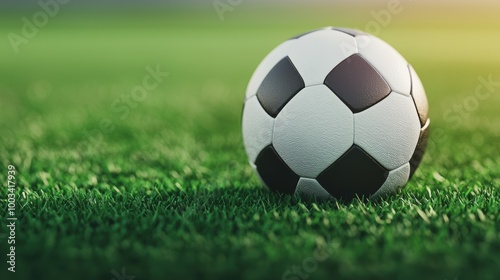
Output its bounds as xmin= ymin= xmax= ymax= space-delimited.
xmin=0 ymin=5 xmax=499 ymax=280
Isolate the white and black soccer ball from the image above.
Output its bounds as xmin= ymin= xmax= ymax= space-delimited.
xmin=242 ymin=27 xmax=430 ymax=201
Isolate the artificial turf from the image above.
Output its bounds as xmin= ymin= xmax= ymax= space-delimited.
xmin=1 ymin=5 xmax=500 ymax=280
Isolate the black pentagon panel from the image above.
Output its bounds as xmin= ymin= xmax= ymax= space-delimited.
xmin=290 ymin=27 xmax=332 ymax=39
xmin=255 ymin=145 xmax=300 ymax=195
xmin=324 ymin=54 xmax=391 ymax=113
xmin=409 ymin=119 xmax=430 ymax=179
xmin=256 ymin=57 xmax=305 ymax=117
xmin=317 ymin=145 xmax=388 ymax=201
xmin=332 ymin=27 xmax=366 ymax=37
xmin=409 ymin=64 xmax=429 ymax=127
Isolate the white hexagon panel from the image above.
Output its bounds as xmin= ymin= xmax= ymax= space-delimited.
xmin=273 ymin=85 xmax=353 ymax=178
xmin=354 ymin=92 xmax=421 ymax=171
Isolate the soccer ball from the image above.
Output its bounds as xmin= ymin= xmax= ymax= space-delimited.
xmin=242 ymin=27 xmax=429 ymax=201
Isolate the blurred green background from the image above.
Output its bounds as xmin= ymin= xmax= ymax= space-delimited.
xmin=0 ymin=1 xmax=499 ymax=280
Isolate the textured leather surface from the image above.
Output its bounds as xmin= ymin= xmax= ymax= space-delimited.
xmin=242 ymin=96 xmax=274 ymax=163
xmin=354 ymin=92 xmax=421 ymax=170
xmin=288 ymin=29 xmax=357 ymax=86
xmin=295 ymin=178 xmax=333 ymax=200
xmin=245 ymin=40 xmax=296 ymax=99
xmin=356 ymin=35 xmax=411 ymax=96
xmin=371 ymin=162 xmax=410 ymax=199
xmin=409 ymin=65 xmax=430 ymax=126
xmin=325 ymin=54 xmax=391 ymax=112
xmin=256 ymin=57 xmax=304 ymax=117
xmin=317 ymin=145 xmax=388 ymax=201
xmin=242 ymin=28 xmax=429 ymax=199
xmin=409 ymin=119 xmax=430 ymax=178
xmin=255 ymin=145 xmax=299 ymax=194
xmin=273 ymin=85 xmax=353 ymax=178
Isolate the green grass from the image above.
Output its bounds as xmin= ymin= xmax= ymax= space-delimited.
xmin=1 ymin=5 xmax=500 ymax=280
